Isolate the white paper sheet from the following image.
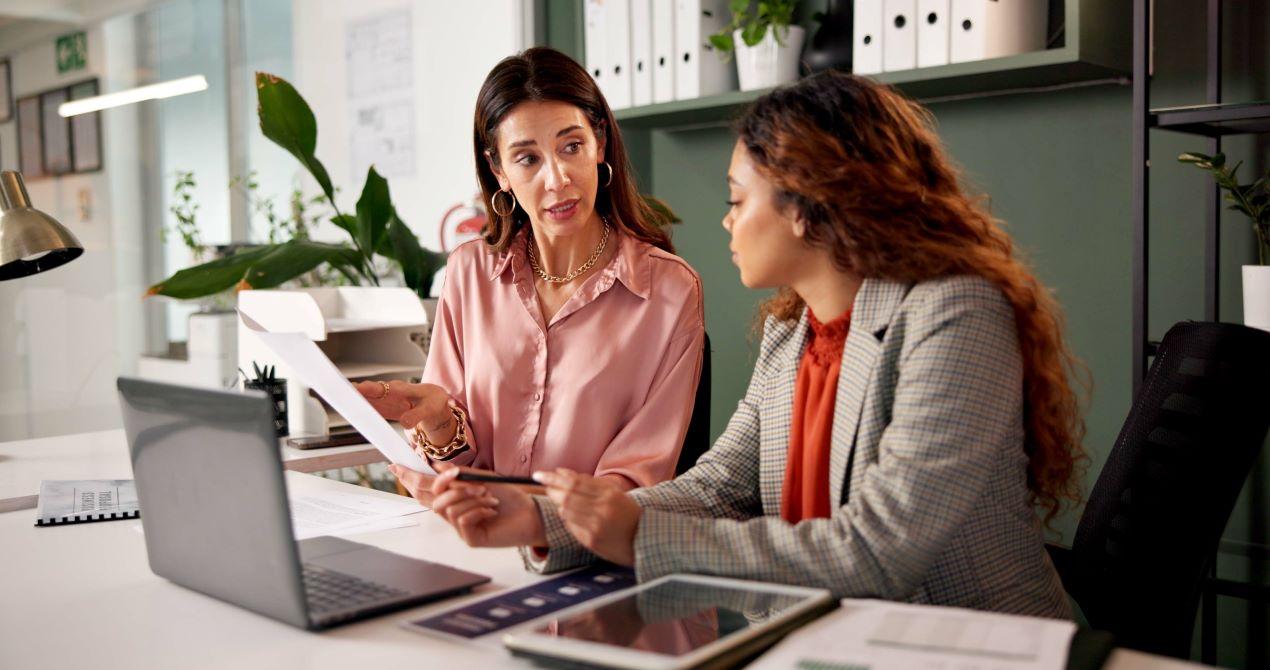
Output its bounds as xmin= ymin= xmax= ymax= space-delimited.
xmin=750 ymin=599 xmax=1076 ymax=670
xmin=289 ymin=489 xmax=425 ymax=540
xmin=238 ymin=309 xmax=432 ymax=473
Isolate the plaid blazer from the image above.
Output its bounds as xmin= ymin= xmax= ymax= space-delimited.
xmin=528 ymin=275 xmax=1072 ymax=619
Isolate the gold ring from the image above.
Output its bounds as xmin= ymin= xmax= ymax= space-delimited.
xmin=376 ymin=381 xmax=391 ymax=399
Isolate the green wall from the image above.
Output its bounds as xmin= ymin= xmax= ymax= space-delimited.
xmin=543 ymin=1 xmax=1267 ymax=665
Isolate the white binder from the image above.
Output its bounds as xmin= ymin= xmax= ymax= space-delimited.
xmin=605 ymin=0 xmax=633 ymax=109
xmin=584 ymin=0 xmax=607 ymax=98
xmin=949 ymin=0 xmax=1047 ymax=64
xmin=652 ymin=0 xmax=677 ymax=103
xmin=631 ymin=0 xmax=654 ymax=107
xmin=883 ymin=0 xmax=917 ymax=72
xmin=852 ymin=0 xmax=883 ymax=76
xmin=916 ymin=0 xmax=950 ymax=67
xmin=674 ymin=0 xmax=735 ymax=100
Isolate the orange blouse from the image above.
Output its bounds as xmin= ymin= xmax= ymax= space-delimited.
xmin=780 ymin=309 xmax=851 ymax=524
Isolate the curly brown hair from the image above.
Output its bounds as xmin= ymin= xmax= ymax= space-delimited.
xmin=737 ymin=71 xmax=1087 ymax=523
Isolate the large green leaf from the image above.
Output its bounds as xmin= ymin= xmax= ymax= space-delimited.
xmin=386 ymin=211 xmax=447 ymax=299
xmin=256 ymin=72 xmax=336 ymax=206
xmin=147 ymin=246 xmax=274 ymax=299
xmin=356 ymin=167 xmax=392 ymax=259
xmin=331 ymin=213 xmax=359 ymax=241
xmin=238 ymin=241 xmax=363 ymax=290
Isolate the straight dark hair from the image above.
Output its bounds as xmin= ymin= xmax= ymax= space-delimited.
xmin=472 ymin=47 xmax=672 ymax=253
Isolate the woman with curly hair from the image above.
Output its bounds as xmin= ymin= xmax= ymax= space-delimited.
xmin=426 ymin=70 xmax=1086 ymax=618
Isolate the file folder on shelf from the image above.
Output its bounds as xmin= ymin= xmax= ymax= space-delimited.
xmin=883 ymin=0 xmax=917 ymax=72
xmin=631 ymin=0 xmax=654 ymax=107
xmin=652 ymin=0 xmax=676 ymax=103
xmin=674 ymin=0 xmax=736 ymax=100
xmin=852 ymin=0 xmax=883 ymax=76
xmin=584 ymin=0 xmax=607 ymax=96
xmin=916 ymin=0 xmax=950 ymax=67
xmin=949 ymin=0 xmax=1047 ymax=64
xmin=605 ymin=0 xmax=633 ymax=109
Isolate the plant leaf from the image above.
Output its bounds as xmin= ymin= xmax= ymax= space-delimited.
xmin=256 ymin=72 xmax=336 ymax=206
xmin=237 ymin=241 xmax=364 ymax=291
xmin=146 ymin=246 xmax=274 ymax=299
xmin=385 ymin=211 xmax=447 ymax=299
xmin=742 ymin=21 xmax=767 ymax=46
xmin=1178 ymin=152 xmax=1213 ymax=167
xmin=708 ymin=32 xmax=734 ymax=53
xmin=356 ymin=166 xmax=392 ymax=261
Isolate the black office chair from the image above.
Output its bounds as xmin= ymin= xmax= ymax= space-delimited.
xmin=675 ymin=332 xmax=712 ymax=476
xmin=1047 ymin=321 xmax=1270 ymax=658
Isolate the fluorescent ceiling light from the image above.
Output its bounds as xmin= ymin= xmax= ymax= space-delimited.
xmin=58 ymin=75 xmax=208 ymax=117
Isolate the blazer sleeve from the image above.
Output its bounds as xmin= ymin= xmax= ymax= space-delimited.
xmin=629 ymin=283 xmax=1024 ymax=599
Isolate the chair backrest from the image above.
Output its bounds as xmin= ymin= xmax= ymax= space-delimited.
xmin=675 ymin=332 xmax=712 ymax=476
xmin=1066 ymin=321 xmax=1270 ymax=656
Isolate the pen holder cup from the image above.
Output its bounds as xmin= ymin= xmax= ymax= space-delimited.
xmin=245 ymin=379 xmax=289 ymax=437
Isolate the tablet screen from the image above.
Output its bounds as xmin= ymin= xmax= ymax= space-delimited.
xmin=533 ymin=579 xmax=808 ymax=657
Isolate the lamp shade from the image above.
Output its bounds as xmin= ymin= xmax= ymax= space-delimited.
xmin=0 ymin=171 xmax=83 ymax=280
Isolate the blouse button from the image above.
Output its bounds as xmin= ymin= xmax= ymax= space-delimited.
xmin=520 ymin=454 xmax=529 ymax=464
xmin=533 ymin=392 xmax=542 ymax=402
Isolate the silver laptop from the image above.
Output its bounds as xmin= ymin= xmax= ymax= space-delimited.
xmin=117 ymin=377 xmax=489 ymax=630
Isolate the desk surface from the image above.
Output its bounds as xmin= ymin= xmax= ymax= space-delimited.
xmin=0 ymin=428 xmax=383 ymax=513
xmin=0 ymin=445 xmax=1207 ymax=669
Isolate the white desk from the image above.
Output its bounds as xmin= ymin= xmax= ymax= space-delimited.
xmin=0 ymin=470 xmax=1207 ymax=669
xmin=0 ymin=428 xmax=383 ymax=513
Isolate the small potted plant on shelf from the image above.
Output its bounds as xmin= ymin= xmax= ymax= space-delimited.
xmin=710 ymin=0 xmax=804 ymax=92
xmin=1179 ymin=151 xmax=1270 ymax=331
xmin=242 ymin=362 xmax=288 ymax=437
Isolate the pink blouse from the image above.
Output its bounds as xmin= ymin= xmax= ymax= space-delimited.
xmin=419 ymin=226 xmax=705 ymax=488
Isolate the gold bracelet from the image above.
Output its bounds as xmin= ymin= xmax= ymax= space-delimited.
xmin=411 ymin=404 xmax=470 ymax=461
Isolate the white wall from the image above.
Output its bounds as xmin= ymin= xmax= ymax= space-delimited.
xmin=0 ymin=17 xmax=146 ymax=440
xmin=291 ymin=0 xmax=525 ymax=252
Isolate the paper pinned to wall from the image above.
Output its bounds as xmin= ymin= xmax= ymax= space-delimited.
xmin=346 ymin=7 xmax=416 ymax=180
xmin=238 ymin=309 xmax=432 ymax=473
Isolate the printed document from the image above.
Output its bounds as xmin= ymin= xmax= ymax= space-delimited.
xmin=237 ymin=309 xmax=431 ymax=473
xmin=751 ymin=599 xmax=1076 ymax=670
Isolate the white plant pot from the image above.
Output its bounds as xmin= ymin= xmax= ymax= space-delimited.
xmin=734 ymin=25 xmax=805 ymax=92
xmin=1242 ymin=265 xmax=1270 ymax=332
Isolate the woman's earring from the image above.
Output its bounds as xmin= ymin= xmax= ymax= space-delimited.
xmin=490 ymin=189 xmax=517 ymax=217
xmin=599 ymin=162 xmax=614 ymax=188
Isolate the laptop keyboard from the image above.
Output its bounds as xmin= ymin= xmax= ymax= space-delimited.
xmin=302 ymin=564 xmax=409 ymax=616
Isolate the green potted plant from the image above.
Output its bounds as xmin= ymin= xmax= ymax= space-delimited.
xmin=1178 ymin=151 xmax=1270 ymax=331
xmin=242 ymin=362 xmax=288 ymax=437
xmin=709 ymin=0 xmax=804 ymax=91
xmin=147 ymin=72 xmax=446 ymax=302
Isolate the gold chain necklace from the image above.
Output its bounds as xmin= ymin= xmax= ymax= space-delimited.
xmin=527 ymin=221 xmax=611 ymax=284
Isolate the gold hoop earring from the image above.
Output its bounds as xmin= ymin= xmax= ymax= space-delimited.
xmin=490 ymin=189 xmax=516 ymax=217
xmin=599 ymin=162 xmax=614 ymax=188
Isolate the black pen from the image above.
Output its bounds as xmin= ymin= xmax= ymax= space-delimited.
xmin=455 ymin=472 xmax=540 ymax=486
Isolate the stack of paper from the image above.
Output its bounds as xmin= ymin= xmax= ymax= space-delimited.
xmin=290 ymin=488 xmax=426 ymax=540
xmin=752 ymin=599 xmax=1076 ymax=670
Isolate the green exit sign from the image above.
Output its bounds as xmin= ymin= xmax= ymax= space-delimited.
xmin=56 ymin=32 xmax=87 ymax=74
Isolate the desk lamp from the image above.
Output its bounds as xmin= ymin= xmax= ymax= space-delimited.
xmin=0 ymin=170 xmax=83 ymax=280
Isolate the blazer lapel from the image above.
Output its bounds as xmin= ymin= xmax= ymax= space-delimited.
xmin=759 ymin=311 xmax=809 ymax=517
xmin=829 ymin=279 xmax=911 ymax=508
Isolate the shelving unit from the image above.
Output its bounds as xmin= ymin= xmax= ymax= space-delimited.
xmin=1131 ymin=1 xmax=1270 ymax=665
xmin=237 ymin=287 xmax=432 ymax=438
xmin=613 ymin=0 xmax=1129 ymax=131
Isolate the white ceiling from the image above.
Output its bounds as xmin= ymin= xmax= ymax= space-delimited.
xmin=0 ymin=0 xmax=162 ymax=55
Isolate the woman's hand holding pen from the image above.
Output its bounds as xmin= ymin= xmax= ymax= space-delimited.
xmin=533 ymin=469 xmax=641 ymax=567
xmin=428 ymin=467 xmax=546 ymax=548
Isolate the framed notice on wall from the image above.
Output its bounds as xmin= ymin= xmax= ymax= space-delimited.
xmin=69 ymin=79 xmax=101 ymax=172
xmin=16 ymin=95 xmax=43 ymax=178
xmin=41 ymin=88 xmax=72 ymax=175
xmin=0 ymin=58 xmax=12 ymax=123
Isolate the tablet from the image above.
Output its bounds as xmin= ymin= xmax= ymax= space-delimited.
xmin=502 ymin=575 xmax=836 ymax=670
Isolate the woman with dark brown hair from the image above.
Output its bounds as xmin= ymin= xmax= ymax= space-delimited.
xmin=426 ymin=70 xmax=1087 ymax=619
xmin=357 ymin=47 xmax=705 ymax=503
